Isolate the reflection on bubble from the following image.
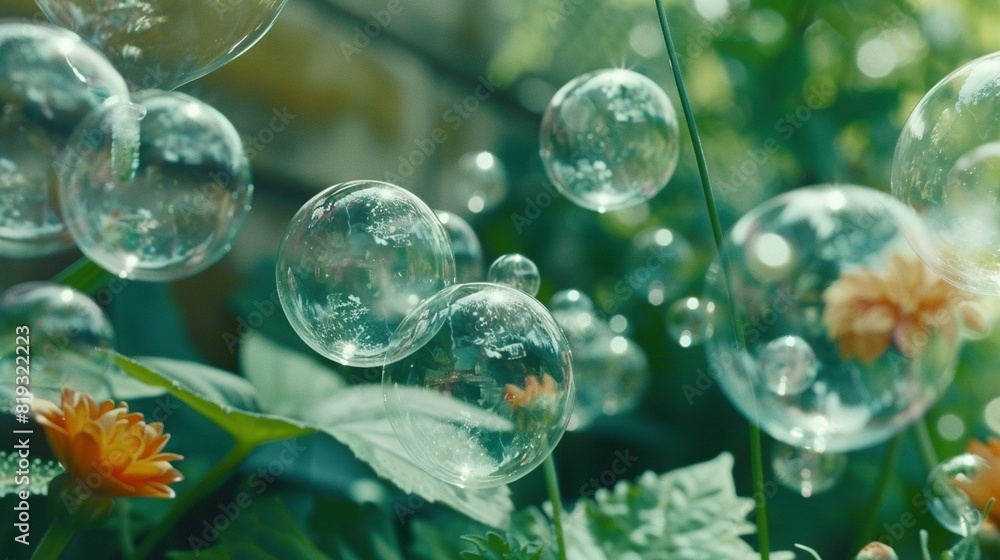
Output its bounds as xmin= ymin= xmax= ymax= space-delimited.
xmin=383 ymin=283 xmax=573 ymax=487
xmin=925 ymin=453 xmax=988 ymax=536
xmin=277 ymin=180 xmax=455 ymax=367
xmin=540 ymin=69 xmax=680 ymax=212
xmin=667 ymin=297 xmax=714 ymax=347
xmin=0 ymin=283 xmax=114 ymax=412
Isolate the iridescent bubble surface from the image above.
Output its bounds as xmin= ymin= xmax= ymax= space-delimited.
xmin=624 ymin=227 xmax=696 ymax=306
xmin=892 ymin=52 xmax=1000 ymax=295
xmin=488 ymin=253 xmax=541 ymax=297
xmin=436 ymin=210 xmax=483 ymax=283
xmin=0 ymin=282 xmax=113 ymax=412
xmin=667 ymin=297 xmax=715 ymax=348
xmin=0 ymin=23 xmax=128 ymax=258
xmin=277 ymin=180 xmax=455 ymax=367
xmin=383 ymin=283 xmax=573 ymax=487
xmin=772 ymin=442 xmax=846 ymax=497
xmin=35 ymin=0 xmax=288 ymax=90
xmin=57 ymin=90 xmax=252 ymax=281
xmin=705 ymin=185 xmax=969 ymax=452
xmin=539 ymin=68 xmax=680 ymax=212
xmin=925 ymin=453 xmax=988 ymax=536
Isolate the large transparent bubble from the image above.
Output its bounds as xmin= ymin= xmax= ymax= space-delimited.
xmin=539 ymin=68 xmax=679 ymax=213
xmin=57 ymin=91 xmax=252 ymax=281
xmin=0 ymin=282 xmax=113 ymax=412
xmin=0 ymin=23 xmax=128 ymax=258
xmin=705 ymin=185 xmax=975 ymax=452
xmin=892 ymin=52 xmax=1000 ymax=295
xmin=277 ymin=180 xmax=455 ymax=368
xmin=35 ymin=0 xmax=288 ymax=90
xmin=383 ymin=283 xmax=573 ymax=488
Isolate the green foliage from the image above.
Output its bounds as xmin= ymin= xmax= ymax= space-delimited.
xmin=166 ymin=498 xmax=330 ymax=560
xmin=458 ymin=453 xmax=795 ymax=560
xmin=239 ymin=332 xmax=515 ymax=529
xmin=115 ymin=354 xmax=315 ymax=446
xmin=307 ymin=499 xmax=404 ymax=560
xmin=460 ymin=533 xmax=545 ymax=560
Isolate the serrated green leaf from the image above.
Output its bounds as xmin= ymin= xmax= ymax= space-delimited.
xmin=239 ymin=334 xmax=514 ymax=529
xmin=459 ymin=532 xmax=544 ymax=560
xmin=0 ymin=451 xmax=62 ymax=496
xmin=559 ymin=452 xmax=794 ymax=560
xmin=166 ymin=497 xmax=330 ymax=560
xmin=115 ymin=354 xmax=314 ymax=447
xmin=307 ymin=499 xmax=404 ymax=560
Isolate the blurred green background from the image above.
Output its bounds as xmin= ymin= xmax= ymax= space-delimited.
xmin=4 ymin=0 xmax=1000 ymax=557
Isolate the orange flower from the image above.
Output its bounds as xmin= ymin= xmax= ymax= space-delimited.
xmin=33 ymin=387 xmax=183 ymax=499
xmin=822 ymin=253 xmax=982 ymax=364
xmin=504 ymin=373 xmax=558 ymax=410
xmin=954 ymin=438 xmax=1000 ymax=526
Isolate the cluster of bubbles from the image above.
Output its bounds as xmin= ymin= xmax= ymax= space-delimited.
xmin=703 ymin=184 xmax=969 ymax=454
xmin=1 ymin=13 xmax=264 ymax=281
xmin=539 ymin=68 xmax=680 ymax=213
xmin=276 ymin=181 xmax=574 ymax=487
xmin=547 ymin=289 xmax=649 ymax=430
xmin=0 ymin=282 xmax=115 ymax=412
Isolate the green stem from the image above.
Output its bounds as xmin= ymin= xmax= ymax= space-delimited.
xmin=913 ymin=417 xmax=939 ymax=473
xmin=118 ymin=499 xmax=135 ymax=556
xmin=543 ymin=454 xmax=568 ymax=560
xmin=53 ymin=257 xmax=114 ymax=295
xmin=653 ymin=1 xmax=769 ymax=557
xmin=130 ymin=441 xmax=255 ymax=560
xmin=31 ymin=519 xmax=77 ymax=560
xmin=858 ymin=433 xmax=905 ymax=548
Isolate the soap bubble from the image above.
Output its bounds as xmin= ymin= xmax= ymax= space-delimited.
xmin=772 ymin=442 xmax=846 ymax=497
xmin=448 ymin=151 xmax=509 ymax=214
xmin=383 ymin=283 xmax=574 ymax=488
xmin=705 ymin=185 xmax=970 ymax=452
xmin=760 ymin=335 xmax=818 ymax=397
xmin=488 ymin=253 xmax=541 ymax=297
xmin=624 ymin=227 xmax=697 ymax=305
xmin=277 ymin=180 xmax=455 ymax=367
xmin=892 ymin=52 xmax=1000 ymax=295
xmin=35 ymin=0 xmax=288 ymax=90
xmin=57 ymin=90 xmax=252 ymax=281
xmin=0 ymin=282 xmax=113 ymax=412
xmin=667 ymin=297 xmax=715 ymax=347
xmin=548 ymin=289 xmax=595 ymax=315
xmin=0 ymin=23 xmax=128 ymax=258
xmin=539 ymin=68 xmax=680 ymax=212
xmin=436 ymin=210 xmax=483 ymax=283
xmin=925 ymin=453 xmax=989 ymax=536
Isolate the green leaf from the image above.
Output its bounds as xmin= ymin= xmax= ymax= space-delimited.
xmin=559 ymin=452 xmax=795 ymax=560
xmin=460 ymin=532 xmax=545 ymax=560
xmin=0 ymin=451 xmax=62 ymax=496
xmin=410 ymin=518 xmax=483 ymax=560
xmin=239 ymin=333 xmax=514 ymax=529
xmin=307 ymin=499 xmax=404 ymax=560
xmin=166 ymin=497 xmax=330 ymax=560
xmin=115 ymin=354 xmax=314 ymax=447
